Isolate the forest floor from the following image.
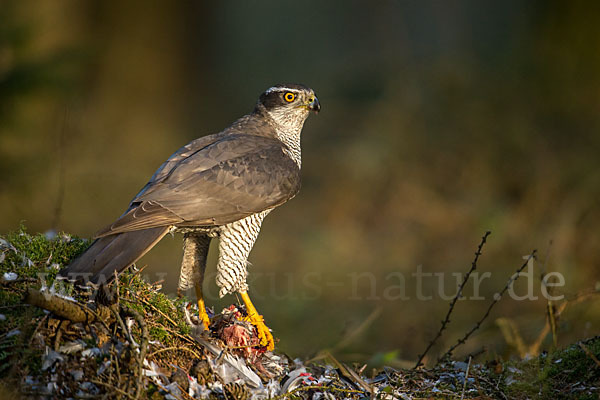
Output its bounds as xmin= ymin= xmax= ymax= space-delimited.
xmin=0 ymin=228 xmax=599 ymax=399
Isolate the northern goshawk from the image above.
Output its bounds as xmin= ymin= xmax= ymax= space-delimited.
xmin=59 ymin=84 xmax=320 ymax=350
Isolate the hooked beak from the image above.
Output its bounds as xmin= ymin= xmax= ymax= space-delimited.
xmin=308 ymin=96 xmax=321 ymax=113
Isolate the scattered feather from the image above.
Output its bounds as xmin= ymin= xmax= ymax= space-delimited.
xmin=49 ymin=262 xmax=61 ymax=270
xmin=59 ymin=340 xmax=87 ymax=354
xmin=70 ymin=369 xmax=84 ymax=381
xmin=0 ymin=239 xmax=16 ymax=253
xmin=81 ymin=348 xmax=101 ymax=358
xmin=3 ymin=272 xmax=17 ymax=281
xmin=44 ymin=230 xmax=57 ymax=240
xmin=21 ymin=256 xmax=34 ymax=268
xmin=42 ymin=348 xmax=64 ymax=371
xmin=6 ymin=329 xmax=20 ymax=338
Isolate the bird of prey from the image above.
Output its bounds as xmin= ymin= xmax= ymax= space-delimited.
xmin=59 ymin=84 xmax=320 ymax=350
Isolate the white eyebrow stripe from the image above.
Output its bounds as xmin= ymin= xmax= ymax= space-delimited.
xmin=265 ymin=87 xmax=302 ymax=95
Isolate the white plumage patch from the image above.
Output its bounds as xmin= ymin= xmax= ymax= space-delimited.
xmin=265 ymin=107 xmax=307 ymax=167
xmin=264 ymin=86 xmax=302 ymax=95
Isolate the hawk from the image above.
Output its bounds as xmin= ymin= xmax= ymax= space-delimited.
xmin=59 ymin=84 xmax=320 ymax=350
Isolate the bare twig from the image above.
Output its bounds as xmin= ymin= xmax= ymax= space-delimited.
xmin=460 ymin=356 xmax=472 ymax=400
xmin=414 ymin=231 xmax=491 ymax=368
xmin=122 ymin=294 xmax=204 ymax=353
xmin=25 ymin=288 xmax=111 ymax=324
xmin=1 ymin=277 xmax=38 ymax=287
xmin=437 ymin=250 xmax=537 ymax=363
xmin=128 ymin=307 xmax=149 ymax=399
xmin=463 ymin=346 xmax=486 ymax=362
xmin=0 ymin=304 xmax=31 ymax=309
xmin=538 ymin=240 xmax=558 ymax=348
xmin=90 ymin=379 xmax=136 ymax=400
xmin=148 ymin=346 xmax=201 ymax=359
xmin=28 ymin=313 xmax=49 ymax=346
xmin=539 ymin=239 xmax=553 ymax=278
xmin=163 ymin=324 xmax=203 ymax=348
xmin=137 ymin=295 xmax=180 ymax=328
xmin=111 ymin=303 xmax=148 ymax=399
xmin=579 ymin=342 xmax=600 ymax=368
xmin=114 ymin=270 xmax=120 ymax=309
xmin=547 ymin=301 xmax=558 ymax=348
xmin=153 ymin=380 xmax=186 ymax=400
xmin=270 ymin=385 xmax=365 ymax=400
xmin=527 ymin=288 xmax=600 ymax=356
xmin=127 ymin=264 xmax=150 ymax=286
xmin=324 ymin=350 xmax=373 ymax=394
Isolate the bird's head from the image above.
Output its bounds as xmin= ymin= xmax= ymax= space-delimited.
xmin=256 ymin=84 xmax=320 ymax=131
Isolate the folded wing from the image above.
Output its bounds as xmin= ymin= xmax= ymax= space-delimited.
xmin=95 ymin=134 xmax=301 ymax=237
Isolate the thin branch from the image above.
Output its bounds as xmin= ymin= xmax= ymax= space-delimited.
xmin=437 ymin=250 xmax=537 ymax=364
xmin=148 ymin=346 xmax=201 ymax=359
xmin=270 ymin=385 xmax=365 ymax=400
xmin=528 ymin=289 xmax=600 ymax=356
xmin=538 ymin=240 xmax=558 ymax=348
xmin=324 ymin=350 xmax=373 ymax=393
xmin=111 ymin=303 xmax=148 ymax=399
xmin=578 ymin=343 xmax=600 ymax=368
xmin=127 ymin=307 xmax=149 ymax=400
xmin=460 ymin=356 xmax=472 ymax=400
xmin=122 ymin=293 xmax=204 ymax=352
xmin=414 ymin=231 xmax=491 ymax=368
xmin=90 ymin=379 xmax=136 ymax=400
xmin=133 ymin=292 xmax=180 ymax=328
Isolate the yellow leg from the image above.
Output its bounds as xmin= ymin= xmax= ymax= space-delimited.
xmin=240 ymin=291 xmax=274 ymax=351
xmin=195 ymin=283 xmax=211 ymax=330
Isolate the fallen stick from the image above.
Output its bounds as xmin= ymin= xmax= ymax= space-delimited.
xmin=25 ymin=288 xmax=110 ymax=323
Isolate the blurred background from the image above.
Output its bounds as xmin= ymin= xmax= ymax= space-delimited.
xmin=1 ymin=0 xmax=599 ymax=367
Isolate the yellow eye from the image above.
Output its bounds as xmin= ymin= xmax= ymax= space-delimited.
xmin=284 ymin=92 xmax=296 ymax=102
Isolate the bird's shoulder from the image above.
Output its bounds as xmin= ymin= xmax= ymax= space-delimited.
xmin=132 ymin=114 xmax=300 ymax=205
xmin=134 ymin=113 xmax=289 ymax=200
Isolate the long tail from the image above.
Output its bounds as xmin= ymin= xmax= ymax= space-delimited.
xmin=58 ymin=227 xmax=170 ymax=285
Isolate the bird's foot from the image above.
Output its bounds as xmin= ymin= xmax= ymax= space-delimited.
xmin=183 ymin=300 xmax=211 ymax=335
xmin=242 ymin=311 xmax=274 ymax=351
xmin=239 ymin=291 xmax=274 ymax=350
xmin=197 ymin=298 xmax=211 ymax=330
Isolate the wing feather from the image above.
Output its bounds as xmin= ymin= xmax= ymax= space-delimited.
xmin=96 ymin=134 xmax=300 ymax=237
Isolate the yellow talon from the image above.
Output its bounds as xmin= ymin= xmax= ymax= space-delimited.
xmin=240 ymin=291 xmax=274 ymax=351
xmin=197 ymin=298 xmax=211 ymax=330
xmin=195 ymin=284 xmax=211 ymax=330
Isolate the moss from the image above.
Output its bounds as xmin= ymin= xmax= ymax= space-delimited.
xmin=0 ymin=225 xmax=190 ymax=334
xmin=0 ymin=290 xmax=20 ymax=311
xmin=0 ymin=224 xmax=89 ymax=281
xmin=503 ymin=337 xmax=600 ymax=399
xmin=0 ymin=336 xmax=17 ymax=375
xmin=0 ymin=306 xmax=45 ymax=380
xmin=0 ymin=227 xmax=87 ymax=347
xmin=545 ymin=338 xmax=600 ymax=398
xmin=149 ymin=325 xmax=170 ymax=343
xmin=118 ymin=271 xmax=192 ymax=340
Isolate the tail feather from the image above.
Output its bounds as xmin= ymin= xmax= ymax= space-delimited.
xmin=59 ymin=227 xmax=170 ymax=284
